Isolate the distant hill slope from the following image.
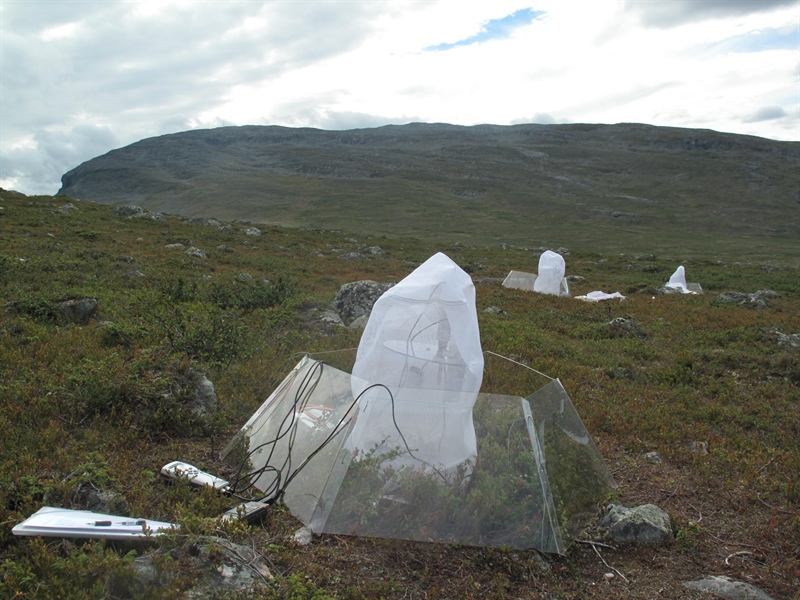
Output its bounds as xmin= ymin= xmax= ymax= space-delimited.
xmin=58 ymin=122 xmax=800 ymax=261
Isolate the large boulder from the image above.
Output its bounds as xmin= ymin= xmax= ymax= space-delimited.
xmin=598 ymin=503 xmax=672 ymax=544
xmin=113 ymin=205 xmax=145 ymax=217
xmin=605 ymin=317 xmax=645 ymax=339
xmin=74 ymin=485 xmax=130 ymax=516
xmin=714 ymin=290 xmax=779 ymax=309
xmin=189 ymin=374 xmax=218 ymax=416
xmin=332 ymin=280 xmax=394 ymax=325
xmin=112 ymin=536 xmax=272 ymax=598
xmin=58 ymin=297 xmax=98 ymax=325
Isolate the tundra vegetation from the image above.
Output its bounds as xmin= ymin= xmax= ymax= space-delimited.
xmin=0 ymin=190 xmax=798 ymax=599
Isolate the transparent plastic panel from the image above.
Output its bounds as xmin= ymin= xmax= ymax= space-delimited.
xmin=221 ymin=357 xmax=356 ymax=518
xmin=316 ymin=393 xmax=562 ymax=551
xmin=502 ymin=270 xmax=538 ymax=292
xmin=227 ymin=359 xmax=615 ymax=553
xmin=526 ymin=379 xmax=616 ymax=544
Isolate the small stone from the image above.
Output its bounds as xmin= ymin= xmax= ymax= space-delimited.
xmin=185 ymin=247 xmax=207 ymax=259
xmin=293 ymin=526 xmax=313 ymax=546
xmin=687 ymin=441 xmax=709 ymax=455
xmin=643 ymin=451 xmax=662 ymax=464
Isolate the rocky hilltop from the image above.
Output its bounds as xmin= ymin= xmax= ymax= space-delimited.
xmin=58 ymin=122 xmax=800 ymax=259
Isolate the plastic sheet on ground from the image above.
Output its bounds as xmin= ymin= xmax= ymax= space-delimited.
xmin=574 ymin=291 xmax=626 ymax=302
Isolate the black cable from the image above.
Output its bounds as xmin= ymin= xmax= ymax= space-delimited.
xmin=225 ymin=355 xmax=458 ymax=509
xmin=226 ymin=358 xmax=326 ymax=497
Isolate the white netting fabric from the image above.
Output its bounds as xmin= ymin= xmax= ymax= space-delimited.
xmin=348 ymin=252 xmax=483 ymax=475
xmin=666 ymin=265 xmax=688 ymax=291
xmin=533 ymin=250 xmax=567 ymax=296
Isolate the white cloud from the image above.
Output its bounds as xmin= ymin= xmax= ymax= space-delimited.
xmin=1 ymin=0 xmax=798 ymax=195
xmin=622 ymin=0 xmax=798 ymax=28
xmin=744 ymin=106 xmax=788 ymax=123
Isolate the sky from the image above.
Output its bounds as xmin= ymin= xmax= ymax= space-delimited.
xmin=1 ymin=0 xmax=798 ymax=196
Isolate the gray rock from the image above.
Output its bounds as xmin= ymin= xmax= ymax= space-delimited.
xmin=339 ymin=252 xmax=367 ymax=260
xmin=605 ymin=317 xmax=645 ymax=339
xmin=165 ymin=243 xmax=185 ymax=249
xmin=189 ymin=217 xmax=221 ymax=227
xmin=243 ymin=227 xmax=262 ymax=236
xmin=683 ymin=575 xmax=774 ymax=600
xmin=313 ymin=308 xmax=346 ymax=327
xmin=714 ymin=292 xmax=768 ymax=309
xmin=770 ymin=327 xmax=799 ymax=349
xmin=75 ymin=485 xmax=131 ymax=516
xmin=598 ymin=503 xmax=672 ymax=544
xmin=114 ymin=205 xmax=145 ymax=217
xmin=293 ymin=526 xmax=314 ymax=546
xmin=687 ymin=441 xmax=709 ymax=455
xmin=643 ymin=451 xmax=662 ymax=464
xmin=332 ymin=280 xmax=394 ymax=325
xmin=56 ymin=203 xmax=78 ymax=214
xmin=185 ymin=247 xmax=207 ymax=259
xmin=604 ymin=366 xmax=633 ymax=380
xmin=115 ymin=536 xmax=272 ymax=598
xmin=483 ymin=306 xmax=506 ymax=315
xmin=58 ymin=297 xmax=98 ymax=325
xmin=190 ymin=374 xmax=217 ymax=416
xmin=656 ymin=285 xmax=685 ymax=295
xmin=348 ymin=314 xmax=370 ymax=329
xmin=462 ymin=262 xmax=485 ymax=273
xmin=368 ymin=246 xmax=386 ymax=256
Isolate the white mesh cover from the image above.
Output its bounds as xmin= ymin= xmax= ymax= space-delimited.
xmin=533 ymin=251 xmax=567 ymax=296
xmin=666 ymin=265 xmax=688 ymax=291
xmin=348 ymin=252 xmax=483 ymax=475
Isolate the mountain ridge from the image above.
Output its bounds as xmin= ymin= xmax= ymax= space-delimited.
xmin=57 ymin=122 xmax=800 ymax=261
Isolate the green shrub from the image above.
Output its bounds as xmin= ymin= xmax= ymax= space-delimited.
xmin=208 ymin=276 xmax=296 ymax=311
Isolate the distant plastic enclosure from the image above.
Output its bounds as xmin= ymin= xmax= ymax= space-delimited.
xmin=502 ymin=251 xmax=570 ymax=297
xmin=665 ymin=265 xmax=704 ymax=294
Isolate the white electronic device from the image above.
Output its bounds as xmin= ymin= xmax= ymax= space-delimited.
xmin=160 ymin=461 xmax=231 ymax=493
xmin=12 ymin=506 xmax=174 ymax=540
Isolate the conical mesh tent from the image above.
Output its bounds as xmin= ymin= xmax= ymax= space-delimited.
xmin=665 ymin=265 xmax=704 ymax=294
xmin=221 ymin=353 xmax=614 ymax=553
xmin=348 ymin=252 xmax=483 ymax=480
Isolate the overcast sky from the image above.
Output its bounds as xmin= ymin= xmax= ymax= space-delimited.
xmin=2 ymin=0 xmax=798 ymax=195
